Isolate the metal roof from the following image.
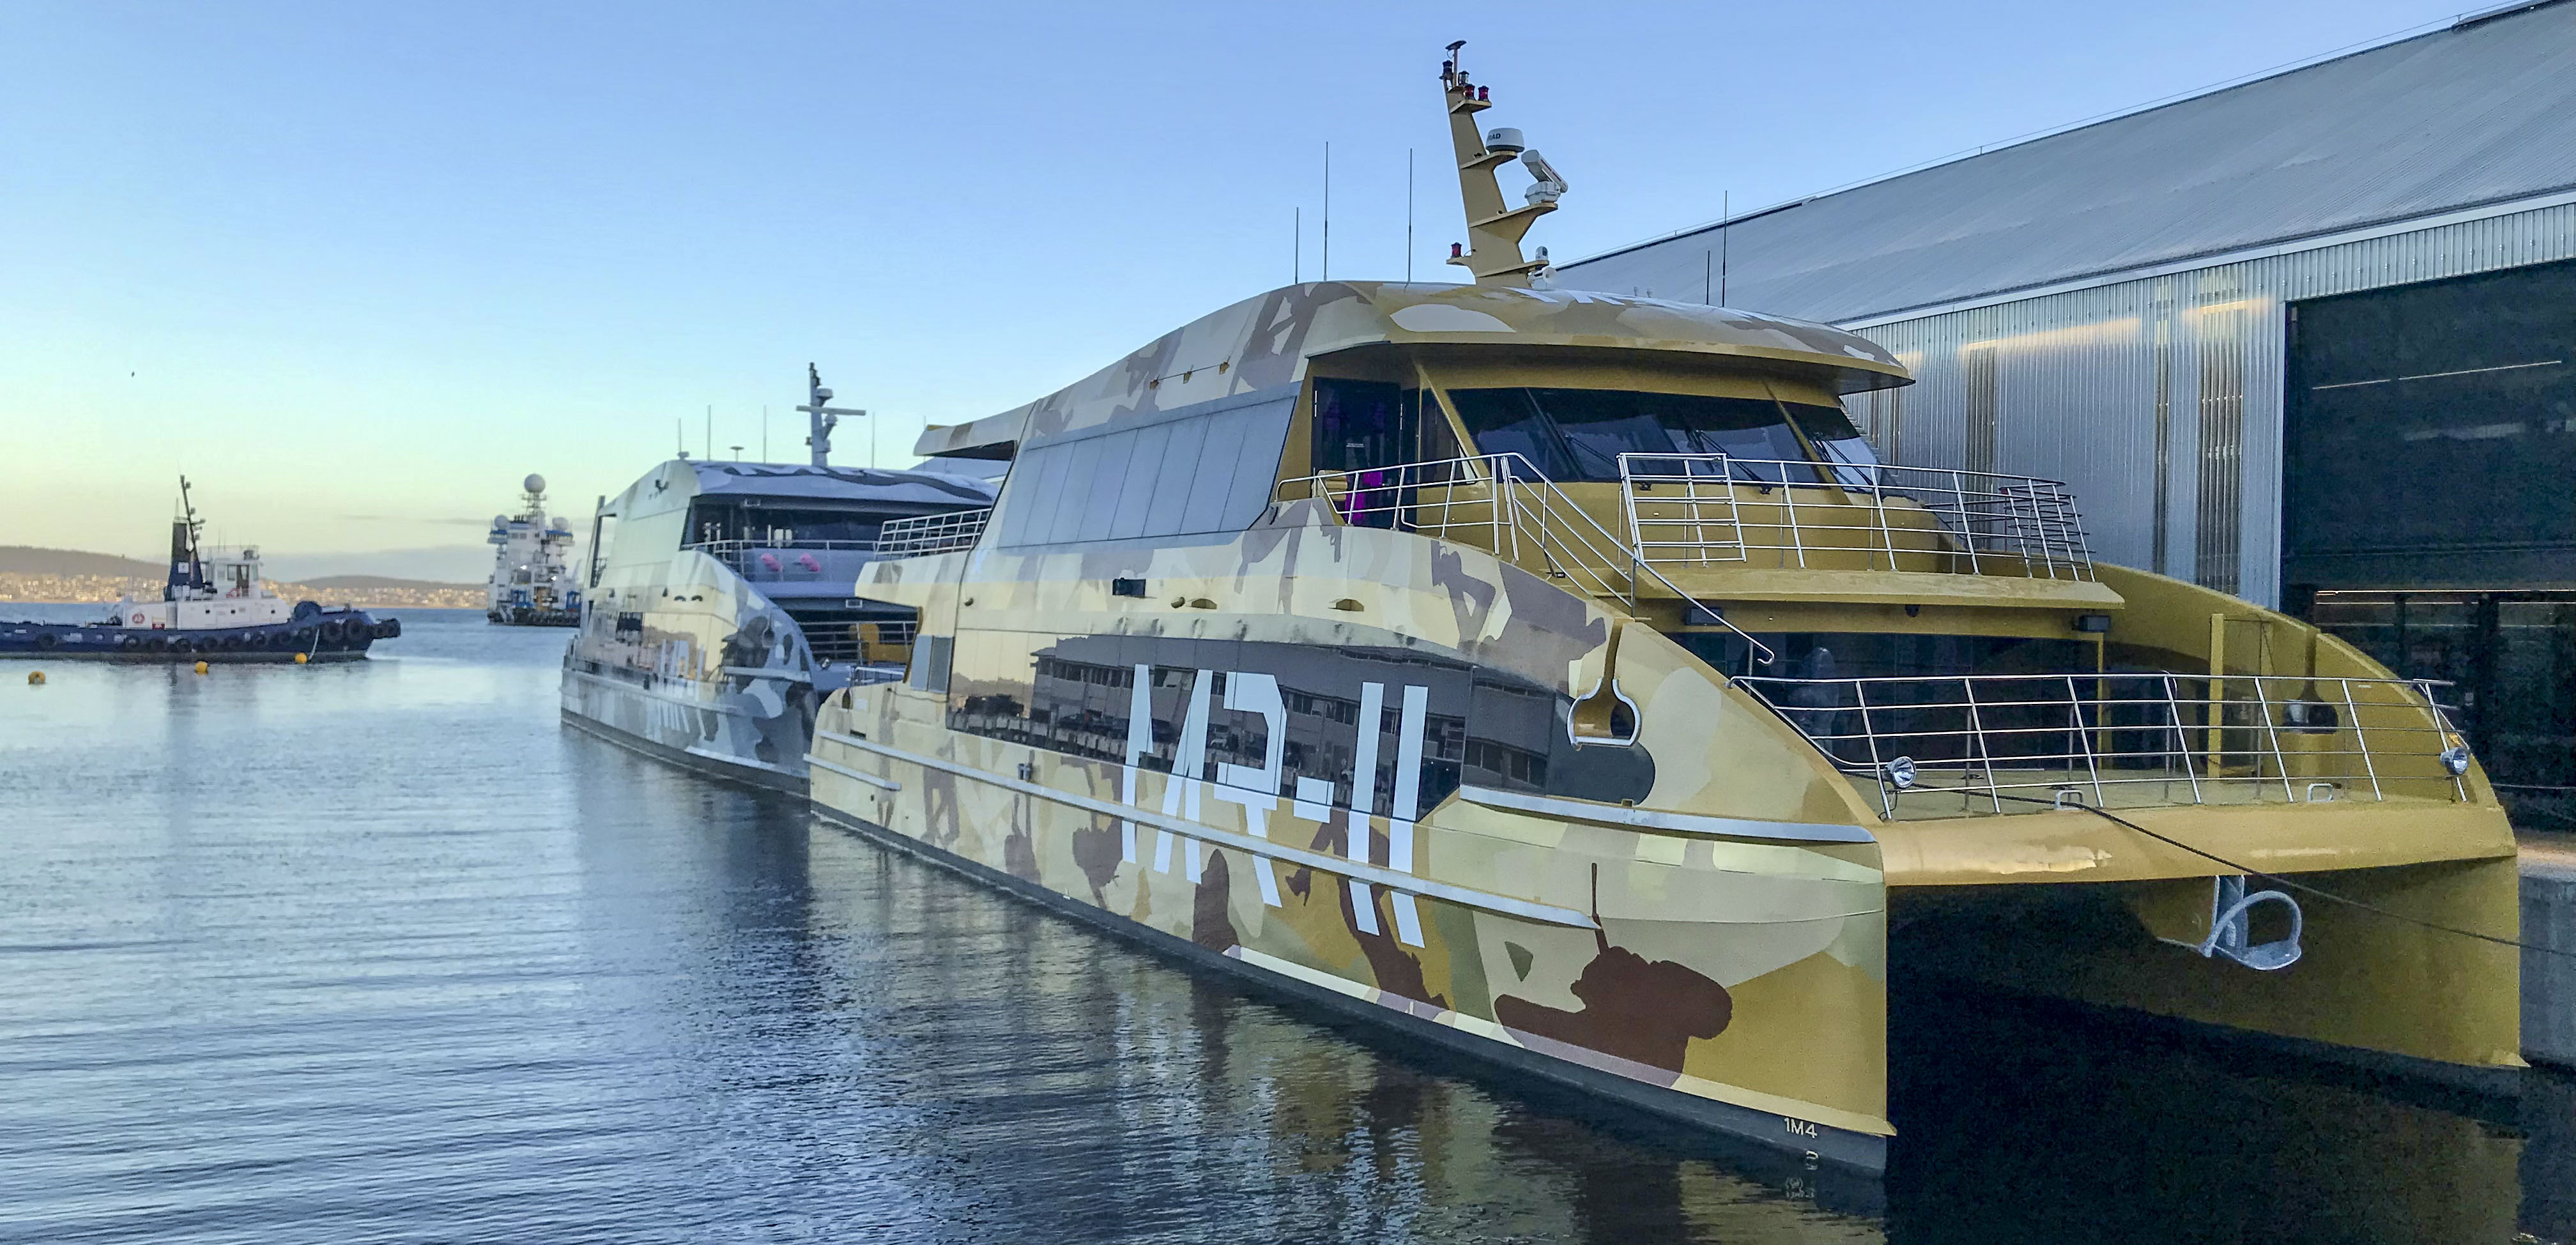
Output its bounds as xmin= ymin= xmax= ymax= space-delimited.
xmin=1562 ymin=0 xmax=2576 ymax=325
xmin=914 ymin=280 xmax=1909 ymax=460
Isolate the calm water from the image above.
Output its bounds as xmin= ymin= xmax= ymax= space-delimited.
xmin=3 ymin=607 xmax=2568 ymax=1244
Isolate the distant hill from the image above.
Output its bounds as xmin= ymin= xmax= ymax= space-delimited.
xmin=0 ymin=546 xmax=163 ymax=577
xmin=300 ymin=574 xmax=480 ymax=592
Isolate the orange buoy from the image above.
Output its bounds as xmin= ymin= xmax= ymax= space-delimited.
xmin=193 ymin=661 xmax=210 ymax=675
xmin=25 ymin=671 xmax=43 ymax=685
xmin=293 ymin=652 xmax=309 ymax=665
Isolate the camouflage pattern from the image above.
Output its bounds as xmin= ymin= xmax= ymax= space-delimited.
xmin=813 ymin=54 xmax=2524 ymax=1173
xmin=560 ymin=460 xmax=831 ymax=788
xmin=816 ymin=509 xmax=1897 ymax=1163
xmin=912 ymin=280 xmax=1907 ymax=462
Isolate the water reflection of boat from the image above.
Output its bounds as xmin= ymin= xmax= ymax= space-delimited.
xmin=0 ymin=477 xmax=397 ymax=662
xmin=802 ymin=44 xmax=2524 ymax=1175
xmin=560 ymin=455 xmax=998 ymax=791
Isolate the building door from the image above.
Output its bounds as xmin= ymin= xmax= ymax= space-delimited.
xmin=2284 ymin=259 xmax=2576 ymax=823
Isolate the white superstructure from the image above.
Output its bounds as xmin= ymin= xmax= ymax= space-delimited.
xmin=486 ymin=474 xmax=581 ymax=624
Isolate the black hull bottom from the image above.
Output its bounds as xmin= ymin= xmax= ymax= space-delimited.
xmin=2 ymin=609 xmax=395 ymax=663
xmin=559 ymin=710 xmax=808 ymax=795
xmin=0 ymin=650 xmax=369 ymax=664
xmin=808 ymin=801 xmax=1892 ymax=1194
xmin=489 ymin=609 xmax=578 ymax=627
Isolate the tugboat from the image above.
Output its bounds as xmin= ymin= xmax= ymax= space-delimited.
xmin=799 ymin=45 xmax=2522 ymax=1178
xmin=560 ymin=368 xmax=1003 ymax=790
xmin=0 ymin=478 xmax=400 ymax=662
xmin=486 ymin=473 xmax=582 ymax=626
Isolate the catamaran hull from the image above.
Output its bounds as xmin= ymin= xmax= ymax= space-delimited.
xmin=559 ymin=659 xmax=813 ymax=793
xmin=804 ymin=791 xmax=1893 ymax=1176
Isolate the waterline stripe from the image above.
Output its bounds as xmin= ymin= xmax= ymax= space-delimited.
xmin=686 ymin=744 xmax=794 ymax=774
xmin=812 ymin=731 xmax=1597 ymax=930
xmin=805 ymin=752 xmax=901 ymax=790
xmin=1455 ymin=785 xmax=1876 ymax=844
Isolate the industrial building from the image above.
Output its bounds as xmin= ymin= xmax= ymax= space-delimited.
xmin=1564 ymin=0 xmax=2576 ymax=806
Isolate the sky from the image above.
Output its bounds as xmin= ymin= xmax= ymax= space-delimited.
xmin=0 ymin=0 xmax=2473 ymax=578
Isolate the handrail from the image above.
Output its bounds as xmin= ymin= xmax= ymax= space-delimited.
xmin=685 ymin=538 xmax=881 ymax=581
xmin=1274 ymin=452 xmax=1774 ymax=664
xmin=1616 ymin=453 xmax=2096 ymax=581
xmin=1735 ymin=671 xmax=2469 ymax=816
xmin=685 ymin=538 xmax=880 ymax=553
xmin=877 ymin=507 xmax=992 ymax=557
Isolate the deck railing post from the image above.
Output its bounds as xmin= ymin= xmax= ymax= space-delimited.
xmin=2163 ymin=674 xmax=2203 ymax=804
xmin=2338 ymin=677 xmax=2382 ymax=800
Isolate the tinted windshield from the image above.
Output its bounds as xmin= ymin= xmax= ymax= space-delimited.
xmin=1447 ymin=388 xmax=1870 ymax=483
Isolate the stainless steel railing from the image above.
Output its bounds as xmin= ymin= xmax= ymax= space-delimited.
xmin=687 ymin=538 xmax=878 ymax=581
xmin=876 ymin=508 xmax=992 ymax=557
xmin=1616 ymin=454 xmax=2094 ymax=581
xmin=1735 ymin=671 xmax=2471 ymax=817
xmin=1273 ymin=454 xmax=1773 ymax=659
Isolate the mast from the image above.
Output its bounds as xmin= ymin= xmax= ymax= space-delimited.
xmin=797 ymin=363 xmax=868 ymax=468
xmin=1439 ymin=40 xmax=1567 ymax=287
xmin=166 ymin=476 xmax=208 ymax=602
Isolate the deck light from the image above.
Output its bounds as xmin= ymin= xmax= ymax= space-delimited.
xmin=2441 ymin=745 xmax=2471 ymax=775
xmin=1884 ymin=756 xmax=1917 ymax=790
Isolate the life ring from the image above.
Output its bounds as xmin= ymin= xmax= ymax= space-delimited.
xmin=130 ymin=613 xmax=146 ymax=625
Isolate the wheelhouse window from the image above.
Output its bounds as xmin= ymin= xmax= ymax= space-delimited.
xmin=1446 ymin=388 xmax=1873 ymax=484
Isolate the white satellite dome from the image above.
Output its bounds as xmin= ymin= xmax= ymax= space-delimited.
xmin=550 ymin=516 xmax=572 ymax=531
xmin=523 ymin=473 xmax=548 ymax=494
xmin=492 ymin=514 xmax=510 ymax=529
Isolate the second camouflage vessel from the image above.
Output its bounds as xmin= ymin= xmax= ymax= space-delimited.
xmin=802 ymin=47 xmax=2524 ymax=1174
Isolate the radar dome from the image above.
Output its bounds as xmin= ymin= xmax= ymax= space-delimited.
xmin=523 ymin=473 xmax=548 ymax=494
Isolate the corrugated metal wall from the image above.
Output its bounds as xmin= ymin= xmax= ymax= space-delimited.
xmin=1841 ymin=201 xmax=2576 ymax=607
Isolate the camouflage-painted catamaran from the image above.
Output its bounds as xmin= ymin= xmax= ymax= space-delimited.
xmin=807 ymin=47 xmax=2524 ymax=1172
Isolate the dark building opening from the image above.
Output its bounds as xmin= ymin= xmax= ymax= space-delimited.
xmin=2283 ymin=259 xmax=2576 ymax=821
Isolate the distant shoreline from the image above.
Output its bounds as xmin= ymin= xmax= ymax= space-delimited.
xmin=0 ymin=572 xmax=484 ymax=611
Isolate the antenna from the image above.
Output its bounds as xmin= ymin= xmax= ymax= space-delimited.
xmin=675 ymin=418 xmax=686 ymax=459
xmin=762 ymin=405 xmax=769 ymax=462
xmin=1438 ymin=38 xmax=1561 ymax=287
xmin=1321 ymin=141 xmax=1331 ymax=281
xmin=797 ymin=363 xmax=866 ymax=468
xmin=1406 ymin=148 xmax=1414 ymax=283
xmin=1294 ymin=206 xmax=1301 ymax=283
xmin=704 ymin=405 xmax=712 ymax=461
xmin=1719 ymin=190 xmax=1731 ymax=306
